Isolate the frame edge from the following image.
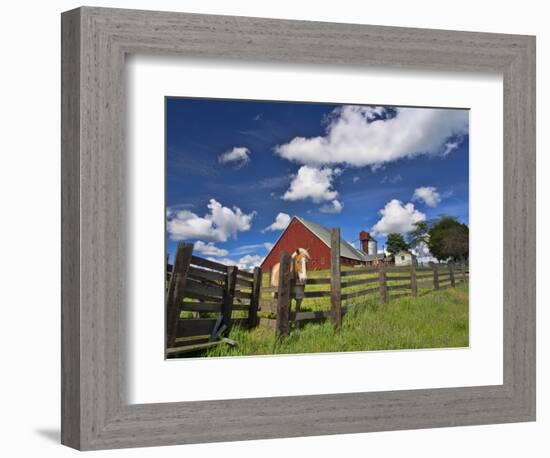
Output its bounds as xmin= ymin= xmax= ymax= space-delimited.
xmin=61 ymin=6 xmax=537 ymax=450
xmin=61 ymin=7 xmax=82 ymax=450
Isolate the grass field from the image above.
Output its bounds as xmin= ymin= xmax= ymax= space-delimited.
xmin=204 ymin=281 xmax=469 ymax=357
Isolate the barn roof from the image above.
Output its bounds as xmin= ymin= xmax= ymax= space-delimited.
xmin=295 ymin=216 xmax=367 ymax=262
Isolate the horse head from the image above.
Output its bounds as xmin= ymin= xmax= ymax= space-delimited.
xmin=291 ymin=248 xmax=310 ymax=283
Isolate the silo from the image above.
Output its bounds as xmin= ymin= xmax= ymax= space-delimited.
xmin=368 ymin=239 xmax=377 ymax=256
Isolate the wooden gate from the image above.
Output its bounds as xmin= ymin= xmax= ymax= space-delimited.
xmin=165 ymin=243 xmax=262 ymax=357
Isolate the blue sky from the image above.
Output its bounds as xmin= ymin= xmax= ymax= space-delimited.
xmin=166 ymin=97 xmax=469 ymax=269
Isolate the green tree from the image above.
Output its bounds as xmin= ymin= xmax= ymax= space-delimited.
xmin=428 ymin=216 xmax=469 ymax=261
xmin=386 ymin=233 xmax=409 ymax=255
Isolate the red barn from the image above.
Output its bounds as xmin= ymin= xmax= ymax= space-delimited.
xmin=261 ymin=216 xmax=368 ymax=271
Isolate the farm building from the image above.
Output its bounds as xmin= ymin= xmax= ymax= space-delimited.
xmin=261 ymin=216 xmax=384 ymax=271
xmin=394 ymin=250 xmax=417 ymax=266
xmin=359 ymin=230 xmax=387 ymax=266
xmin=363 ymin=253 xmax=387 ymax=266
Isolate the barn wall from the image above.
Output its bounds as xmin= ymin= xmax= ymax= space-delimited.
xmin=261 ymin=219 xmax=366 ymax=271
xmin=395 ymin=252 xmax=414 ymax=266
xmin=261 ymin=219 xmax=332 ymax=271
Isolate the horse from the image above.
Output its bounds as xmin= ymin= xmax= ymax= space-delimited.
xmin=270 ymin=248 xmax=310 ymax=316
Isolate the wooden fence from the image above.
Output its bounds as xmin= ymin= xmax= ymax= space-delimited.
xmin=165 ymin=243 xmax=262 ymax=357
xmin=166 ymin=233 xmax=469 ymax=354
xmin=259 ymin=228 xmax=469 ymax=336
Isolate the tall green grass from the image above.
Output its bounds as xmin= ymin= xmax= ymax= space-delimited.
xmin=204 ymin=282 xmax=469 ymax=357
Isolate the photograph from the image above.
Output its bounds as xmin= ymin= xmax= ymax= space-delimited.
xmin=1 ymin=0 xmax=539 ymax=453
xmin=165 ymin=98 xmax=470 ymax=358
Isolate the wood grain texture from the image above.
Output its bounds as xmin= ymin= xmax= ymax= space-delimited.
xmin=165 ymin=243 xmax=193 ymax=348
xmin=188 ymin=266 xmax=226 ymax=284
xmin=330 ymin=228 xmax=342 ymax=329
xmin=180 ymin=302 xmax=223 ymax=313
xmin=378 ymin=264 xmax=388 ymax=304
xmin=61 ymin=7 xmax=81 ymax=449
xmin=341 ymin=277 xmax=378 ymax=288
xmin=276 ymin=252 xmax=291 ymax=336
xmin=248 ymin=267 xmax=262 ymax=327
xmin=341 ymin=268 xmax=376 ymax=277
xmin=221 ymin=266 xmax=237 ymax=333
xmin=61 ymin=6 xmax=536 ymax=450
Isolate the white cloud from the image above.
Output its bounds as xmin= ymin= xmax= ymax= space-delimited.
xmin=166 ymin=203 xmax=194 ymax=218
xmin=443 ymin=141 xmax=459 ymax=156
xmin=232 ymin=244 xmax=263 ymax=256
xmin=264 ymin=212 xmax=292 ymax=232
xmin=236 ymin=254 xmax=264 ymax=271
xmin=282 ymin=166 xmax=338 ymax=203
xmin=353 ymin=176 xmax=360 ymax=184
xmin=193 ymin=241 xmax=229 ymax=257
xmin=218 ymin=146 xmax=251 ymax=168
xmin=381 ymin=174 xmax=403 ymax=185
xmin=232 ymin=242 xmax=274 ymax=256
xmin=207 ymin=254 xmax=264 ymax=272
xmin=319 ymin=199 xmax=343 ymax=214
xmin=275 ymin=106 xmax=468 ymax=168
xmin=412 ymin=186 xmax=442 ymax=207
xmin=167 ymin=199 xmax=256 ymax=242
xmin=207 ymin=257 xmax=235 ymax=267
xmin=372 ymin=199 xmax=426 ymax=236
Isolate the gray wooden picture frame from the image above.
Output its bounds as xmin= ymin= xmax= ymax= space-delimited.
xmin=61 ymin=6 xmax=536 ymax=451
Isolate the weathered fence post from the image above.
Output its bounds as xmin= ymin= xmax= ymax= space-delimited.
xmin=165 ymin=243 xmax=193 ymax=351
xmin=165 ymin=254 xmax=170 ymax=286
xmin=378 ymin=263 xmax=388 ymax=304
xmin=461 ymin=261 xmax=467 ymax=283
xmin=433 ymin=264 xmax=440 ymax=290
xmin=449 ymin=262 xmax=456 ymax=287
xmin=276 ymin=251 xmax=291 ymax=337
xmin=410 ymin=260 xmax=418 ymax=296
xmin=330 ymin=228 xmax=342 ymax=330
xmin=221 ymin=266 xmax=237 ymax=333
xmin=248 ymin=267 xmax=262 ymax=328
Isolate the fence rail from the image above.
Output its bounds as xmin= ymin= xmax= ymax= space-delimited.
xmin=165 ymin=243 xmax=262 ymax=357
xmin=258 ymin=228 xmax=469 ymax=336
xmin=166 ymin=233 xmax=469 ymax=353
